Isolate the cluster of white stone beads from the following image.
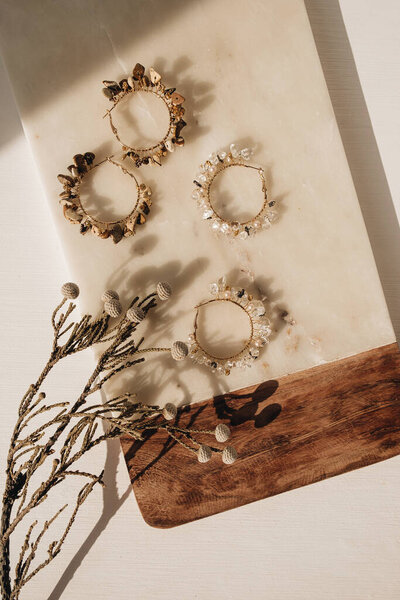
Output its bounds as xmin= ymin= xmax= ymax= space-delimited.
xmin=192 ymin=144 xmax=278 ymax=239
xmin=188 ymin=277 xmax=272 ymax=375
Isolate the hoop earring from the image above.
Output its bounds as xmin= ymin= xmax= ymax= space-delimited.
xmin=58 ymin=152 xmax=152 ymax=244
xmin=102 ymin=63 xmax=186 ymax=167
xmin=192 ymin=144 xmax=277 ymax=239
xmin=187 ymin=277 xmax=272 ymax=375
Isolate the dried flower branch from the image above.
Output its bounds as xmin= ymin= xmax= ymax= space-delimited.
xmin=0 ymin=282 xmax=236 ymax=600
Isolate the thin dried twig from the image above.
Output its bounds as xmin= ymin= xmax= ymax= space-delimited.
xmin=0 ymin=283 xmax=236 ymax=600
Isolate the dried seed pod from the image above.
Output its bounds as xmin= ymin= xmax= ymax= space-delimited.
xmin=101 ymin=290 xmax=119 ymax=303
xmin=157 ymin=282 xmax=172 ymax=301
xmin=215 ymin=423 xmax=231 ymax=443
xmin=197 ymin=445 xmax=212 ymax=463
xmin=171 ymin=341 xmax=188 ymax=361
xmin=104 ymin=298 xmax=122 ymax=318
xmin=61 ymin=282 xmax=79 ymax=299
xmin=126 ymin=306 xmax=145 ymax=323
xmin=222 ymin=446 xmax=238 ymax=465
xmin=162 ymin=402 xmax=177 ymax=421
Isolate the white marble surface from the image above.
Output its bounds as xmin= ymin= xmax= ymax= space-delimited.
xmin=1 ymin=1 xmax=400 ymax=599
xmin=0 ymin=0 xmax=395 ymax=409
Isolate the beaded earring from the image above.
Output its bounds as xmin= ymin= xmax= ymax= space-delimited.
xmin=187 ymin=277 xmax=272 ymax=375
xmin=102 ymin=63 xmax=187 ymax=167
xmin=192 ymin=144 xmax=277 ymax=239
xmin=58 ymin=153 xmax=152 ymax=244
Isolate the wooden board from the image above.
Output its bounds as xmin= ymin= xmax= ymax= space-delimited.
xmin=120 ymin=343 xmax=400 ymax=528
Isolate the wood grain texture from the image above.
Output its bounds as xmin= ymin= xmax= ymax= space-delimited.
xmin=121 ymin=343 xmax=400 ymax=528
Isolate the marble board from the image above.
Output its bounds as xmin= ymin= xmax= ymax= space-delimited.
xmin=0 ymin=0 xmax=398 ymax=525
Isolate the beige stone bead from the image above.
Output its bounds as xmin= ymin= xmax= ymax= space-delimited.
xmin=61 ymin=282 xmax=79 ymax=299
xmin=171 ymin=341 xmax=188 ymax=361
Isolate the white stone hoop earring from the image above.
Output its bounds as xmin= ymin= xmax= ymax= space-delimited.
xmin=192 ymin=144 xmax=277 ymax=239
xmin=102 ymin=63 xmax=186 ymax=167
xmin=187 ymin=277 xmax=272 ymax=375
xmin=58 ymin=153 xmax=152 ymax=244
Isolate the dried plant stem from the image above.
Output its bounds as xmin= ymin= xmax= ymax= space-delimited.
xmin=0 ymin=283 xmax=234 ymax=600
xmin=0 ymin=289 xmax=159 ymax=599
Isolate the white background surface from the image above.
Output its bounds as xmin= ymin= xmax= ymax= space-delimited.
xmin=1 ymin=1 xmax=400 ymax=599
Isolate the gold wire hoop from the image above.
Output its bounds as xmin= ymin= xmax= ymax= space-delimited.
xmin=192 ymin=144 xmax=278 ymax=239
xmin=188 ymin=277 xmax=272 ymax=375
xmin=102 ymin=63 xmax=186 ymax=167
xmin=193 ymin=298 xmax=254 ymax=360
xmin=57 ymin=153 xmax=152 ymax=244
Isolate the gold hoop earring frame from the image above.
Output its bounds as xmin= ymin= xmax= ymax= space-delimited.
xmin=58 ymin=153 xmax=152 ymax=243
xmin=187 ymin=277 xmax=272 ymax=375
xmin=102 ymin=63 xmax=186 ymax=167
xmin=192 ymin=144 xmax=278 ymax=238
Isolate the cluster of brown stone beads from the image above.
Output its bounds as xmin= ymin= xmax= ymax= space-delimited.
xmin=58 ymin=63 xmax=185 ymax=243
xmin=58 ymin=153 xmax=152 ymax=244
xmin=102 ymin=62 xmax=186 ymax=167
